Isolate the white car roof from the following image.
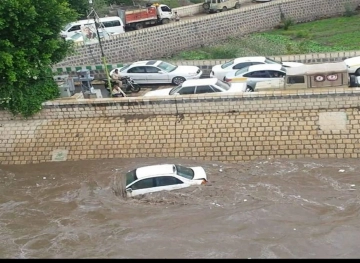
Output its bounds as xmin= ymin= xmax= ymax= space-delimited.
xmin=233 ymin=56 xmax=266 ymax=64
xmin=182 ymin=78 xmax=218 ymax=87
xmin=128 ymin=60 xmax=161 ymax=66
xmin=136 ymin=164 xmax=176 ymax=179
xmin=247 ymin=64 xmax=284 ymax=72
xmin=344 ymin=56 xmax=360 ymax=65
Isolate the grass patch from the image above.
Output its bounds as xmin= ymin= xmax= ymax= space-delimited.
xmin=167 ymin=14 xmax=360 ymax=60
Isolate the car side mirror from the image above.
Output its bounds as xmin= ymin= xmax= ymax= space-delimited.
xmin=126 ymin=188 xmax=132 ymax=193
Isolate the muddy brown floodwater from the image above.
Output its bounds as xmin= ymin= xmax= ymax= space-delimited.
xmin=0 ymin=157 xmax=359 ymax=258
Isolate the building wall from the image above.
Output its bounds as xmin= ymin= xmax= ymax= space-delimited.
xmin=1 ymin=89 xmax=360 ymax=165
xmin=55 ymin=0 xmax=360 ymax=67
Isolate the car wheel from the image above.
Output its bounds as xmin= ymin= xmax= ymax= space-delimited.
xmin=203 ymin=3 xmax=210 ymax=10
xmin=349 ymin=75 xmax=357 ymax=87
xmin=235 ymin=3 xmax=240 ymax=9
xmin=355 ymin=68 xmax=360 ymax=76
xmin=172 ymin=76 xmax=186 ymax=85
xmin=222 ymin=6 xmax=228 ymax=12
xmin=245 ymin=85 xmax=254 ymax=92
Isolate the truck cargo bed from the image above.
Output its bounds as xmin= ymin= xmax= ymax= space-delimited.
xmin=125 ymin=7 xmax=157 ymax=24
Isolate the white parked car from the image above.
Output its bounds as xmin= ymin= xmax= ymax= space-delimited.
xmin=125 ymin=164 xmax=208 ymax=197
xmin=210 ymin=56 xmax=303 ymax=81
xmin=109 ymin=60 xmax=202 ymax=85
xmin=344 ymin=56 xmax=360 ymax=75
xmin=143 ymin=78 xmax=249 ymax=97
xmin=224 ymin=64 xmax=287 ymax=91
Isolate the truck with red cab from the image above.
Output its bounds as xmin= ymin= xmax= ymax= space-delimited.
xmin=118 ymin=3 xmax=174 ymax=30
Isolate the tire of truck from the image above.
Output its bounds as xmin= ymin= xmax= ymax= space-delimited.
xmin=245 ymin=85 xmax=254 ymax=92
xmin=203 ymin=3 xmax=210 ymax=10
xmin=222 ymin=6 xmax=228 ymax=12
xmin=349 ymin=75 xmax=357 ymax=87
xmin=235 ymin=3 xmax=240 ymax=9
xmin=135 ymin=23 xmax=143 ymax=30
xmin=355 ymin=68 xmax=360 ymax=76
xmin=162 ymin=18 xmax=170 ymax=24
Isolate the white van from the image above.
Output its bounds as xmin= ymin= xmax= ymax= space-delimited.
xmin=60 ymin=16 xmax=125 ymax=39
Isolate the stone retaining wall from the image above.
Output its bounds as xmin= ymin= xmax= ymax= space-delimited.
xmin=1 ymin=88 xmax=360 ymax=165
xmin=55 ymin=0 xmax=360 ymax=67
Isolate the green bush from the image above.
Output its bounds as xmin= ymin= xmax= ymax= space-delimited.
xmin=344 ymin=2 xmax=357 ymax=17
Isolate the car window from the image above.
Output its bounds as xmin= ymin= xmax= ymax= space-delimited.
xmin=144 ymin=66 xmax=160 ymax=73
xmin=215 ymin=80 xmax=230 ymax=90
xmin=233 ymin=62 xmax=252 ymax=70
xmin=126 ymin=169 xmax=138 ymax=186
xmin=178 ymin=86 xmax=195 ymax=95
xmin=155 ymin=176 xmax=183 ymax=187
xmin=244 ymin=71 xmax=270 ymax=78
xmin=131 ymin=178 xmax=155 ymax=190
xmin=120 ymin=64 xmax=131 ymax=72
xmin=235 ymin=66 xmax=250 ymax=76
xmin=157 ymin=61 xmax=177 ymax=72
xmin=251 ymin=62 xmax=265 ymax=66
xmin=265 ymin=58 xmax=281 ymax=65
xmin=161 ymin=6 xmax=171 ymax=12
xmin=221 ymin=59 xmax=234 ymax=69
xmin=195 ymin=85 xmax=214 ymax=94
xmin=169 ymin=84 xmax=182 ymax=95
xmin=175 ymin=165 xmax=194 ymax=180
xmin=268 ymin=70 xmax=286 ymax=78
xmin=210 ymin=85 xmax=222 ymax=92
xmin=69 ymin=25 xmax=81 ymax=32
xmin=128 ymin=66 xmax=146 ymax=73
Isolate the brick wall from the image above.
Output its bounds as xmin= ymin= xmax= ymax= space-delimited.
xmin=55 ymin=0 xmax=360 ymax=67
xmin=1 ymin=88 xmax=360 ymax=165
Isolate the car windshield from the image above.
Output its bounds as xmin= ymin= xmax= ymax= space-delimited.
xmin=157 ymin=61 xmax=177 ymax=72
xmin=221 ymin=59 xmax=234 ymax=69
xmin=235 ymin=66 xmax=250 ymax=76
xmin=169 ymin=84 xmax=182 ymax=95
xmin=126 ymin=169 xmax=138 ymax=186
xmin=63 ymin=23 xmax=72 ymax=31
xmin=265 ymin=58 xmax=281 ymax=65
xmin=120 ymin=64 xmax=131 ymax=72
xmin=216 ymin=80 xmax=230 ymax=90
xmin=175 ymin=165 xmax=194 ymax=180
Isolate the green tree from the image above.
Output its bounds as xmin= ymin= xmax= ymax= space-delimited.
xmin=0 ymin=0 xmax=77 ymax=117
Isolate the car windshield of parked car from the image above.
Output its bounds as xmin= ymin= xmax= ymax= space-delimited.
xmin=216 ymin=80 xmax=230 ymax=90
xmin=63 ymin=23 xmax=73 ymax=31
xmin=265 ymin=58 xmax=281 ymax=65
xmin=157 ymin=61 xmax=177 ymax=72
xmin=235 ymin=66 xmax=250 ymax=76
xmin=126 ymin=169 xmax=138 ymax=186
xmin=221 ymin=59 xmax=234 ymax=69
xmin=169 ymin=84 xmax=183 ymax=95
xmin=120 ymin=64 xmax=131 ymax=72
xmin=175 ymin=165 xmax=194 ymax=180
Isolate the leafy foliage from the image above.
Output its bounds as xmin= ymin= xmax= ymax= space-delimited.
xmin=0 ymin=0 xmax=77 ymax=117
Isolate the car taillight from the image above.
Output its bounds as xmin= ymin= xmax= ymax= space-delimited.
xmin=224 ymin=78 xmax=231 ymax=82
xmin=201 ymin=179 xmax=207 ymax=185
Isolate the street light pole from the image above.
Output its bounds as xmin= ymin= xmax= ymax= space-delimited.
xmin=88 ymin=0 xmax=112 ymax=93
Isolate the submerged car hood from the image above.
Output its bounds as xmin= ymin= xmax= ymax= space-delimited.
xmin=191 ymin=167 xmax=207 ymax=180
xmin=143 ymin=88 xmax=172 ymax=97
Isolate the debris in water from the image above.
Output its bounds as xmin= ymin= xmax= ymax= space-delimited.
xmin=244 ymin=199 xmax=247 ymax=202
xmin=219 ymin=168 xmax=223 ymax=172
xmin=36 ymin=183 xmax=40 ymax=187
xmin=351 ymin=184 xmax=355 ymax=187
xmin=294 ymin=228 xmax=296 ymax=231
xmin=339 ymin=169 xmax=345 ymax=172
xmin=43 ymin=177 xmax=46 ymax=180
xmin=212 ymin=164 xmax=218 ymax=167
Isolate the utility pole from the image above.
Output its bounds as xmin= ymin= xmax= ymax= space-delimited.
xmin=88 ymin=0 xmax=112 ymax=92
